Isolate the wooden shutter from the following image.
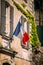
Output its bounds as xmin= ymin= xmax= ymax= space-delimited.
xmin=10 ymin=6 xmax=14 ymax=38
xmin=0 ymin=0 xmax=1 ymax=34
xmin=1 ymin=0 xmax=6 ymax=35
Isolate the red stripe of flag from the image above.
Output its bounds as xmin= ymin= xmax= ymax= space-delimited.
xmin=22 ymin=32 xmax=30 ymax=45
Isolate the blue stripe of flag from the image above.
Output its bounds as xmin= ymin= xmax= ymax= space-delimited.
xmin=13 ymin=21 xmax=22 ymax=36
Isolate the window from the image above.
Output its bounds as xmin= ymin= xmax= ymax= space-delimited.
xmin=1 ymin=0 xmax=14 ymax=48
xmin=1 ymin=0 xmax=10 ymax=36
xmin=1 ymin=0 xmax=14 ymax=38
xmin=29 ymin=0 xmax=34 ymax=13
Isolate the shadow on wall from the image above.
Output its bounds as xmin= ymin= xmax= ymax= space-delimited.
xmin=3 ymin=62 xmax=10 ymax=65
xmin=37 ymin=26 xmax=43 ymax=46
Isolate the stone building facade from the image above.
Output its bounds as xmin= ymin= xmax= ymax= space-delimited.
xmin=0 ymin=0 xmax=34 ymax=65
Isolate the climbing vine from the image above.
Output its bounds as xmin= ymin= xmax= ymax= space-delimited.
xmin=30 ymin=19 xmax=39 ymax=46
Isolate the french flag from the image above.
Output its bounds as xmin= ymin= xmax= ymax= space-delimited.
xmin=13 ymin=21 xmax=30 ymax=45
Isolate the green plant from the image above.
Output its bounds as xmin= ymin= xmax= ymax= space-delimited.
xmin=30 ymin=19 xmax=39 ymax=46
xmin=13 ymin=0 xmax=33 ymax=22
